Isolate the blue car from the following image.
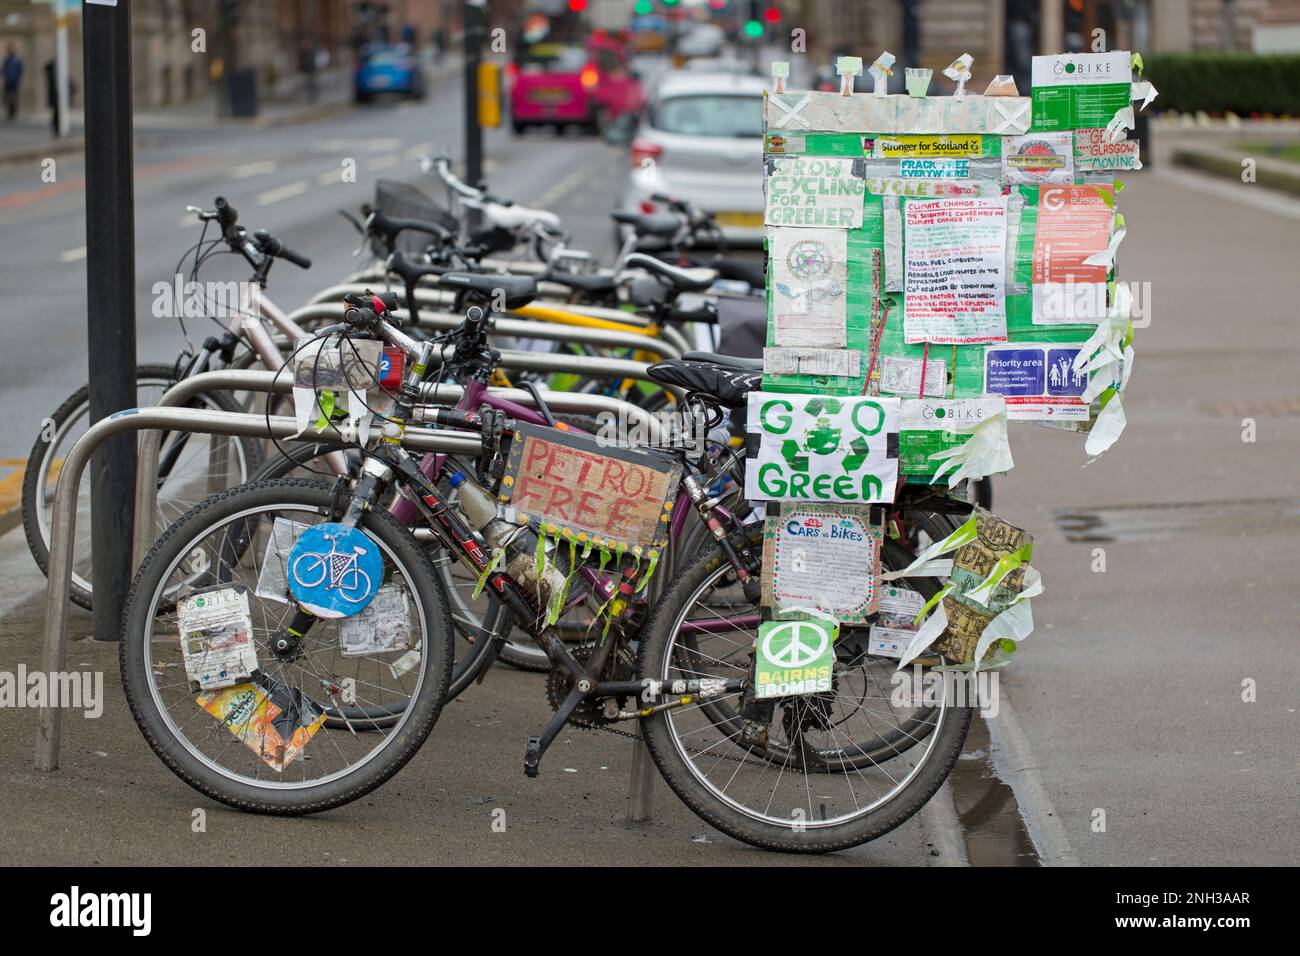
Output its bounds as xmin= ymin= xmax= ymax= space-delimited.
xmin=355 ymin=44 xmax=426 ymax=103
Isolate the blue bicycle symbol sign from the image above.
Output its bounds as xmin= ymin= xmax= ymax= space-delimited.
xmin=288 ymin=523 xmax=383 ymax=618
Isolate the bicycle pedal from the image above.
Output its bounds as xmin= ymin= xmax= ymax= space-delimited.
xmin=524 ymin=736 xmax=541 ymax=778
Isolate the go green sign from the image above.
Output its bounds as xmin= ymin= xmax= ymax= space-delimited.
xmin=745 ymin=392 xmax=900 ymax=504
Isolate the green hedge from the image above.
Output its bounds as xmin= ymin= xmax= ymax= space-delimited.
xmin=1144 ymin=53 xmax=1300 ymax=116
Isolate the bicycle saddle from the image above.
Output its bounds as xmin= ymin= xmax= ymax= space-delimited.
xmin=681 ymin=350 xmax=764 ymax=372
xmin=611 ymin=210 xmax=681 ymax=238
xmin=387 ymin=253 xmax=450 ymax=286
xmin=624 ymin=252 xmax=717 ymax=293
xmin=438 ymin=272 xmax=538 ymax=309
xmin=647 ymin=358 xmax=762 ymax=409
xmin=543 ymin=270 xmax=618 ymax=296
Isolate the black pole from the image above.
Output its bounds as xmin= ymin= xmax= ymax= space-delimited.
xmin=82 ymin=0 xmax=137 ymax=640
xmin=463 ymin=0 xmax=485 ymax=196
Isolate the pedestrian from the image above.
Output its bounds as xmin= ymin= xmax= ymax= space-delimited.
xmin=44 ymin=58 xmax=58 ymax=136
xmin=3 ymin=45 xmax=22 ymax=121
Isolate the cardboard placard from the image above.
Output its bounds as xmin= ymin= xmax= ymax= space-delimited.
xmin=499 ymin=422 xmax=679 ymax=552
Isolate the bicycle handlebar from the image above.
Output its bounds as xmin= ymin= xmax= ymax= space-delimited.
xmin=254 ymin=230 xmax=312 ymax=270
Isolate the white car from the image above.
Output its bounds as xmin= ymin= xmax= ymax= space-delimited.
xmin=612 ymin=71 xmax=767 ymax=245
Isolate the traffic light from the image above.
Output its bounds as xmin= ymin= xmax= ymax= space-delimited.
xmin=763 ymin=6 xmax=781 ymax=22
xmin=569 ymin=0 xmax=587 ymax=11
xmin=743 ymin=19 xmax=764 ymax=38
xmin=633 ymin=0 xmax=653 ymax=14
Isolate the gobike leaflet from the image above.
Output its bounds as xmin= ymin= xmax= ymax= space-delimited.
xmin=176 ymin=585 xmax=259 ymax=692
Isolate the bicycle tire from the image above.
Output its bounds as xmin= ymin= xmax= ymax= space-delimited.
xmin=120 ymin=479 xmax=454 ymax=814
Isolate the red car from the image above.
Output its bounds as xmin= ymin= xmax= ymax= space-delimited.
xmin=508 ymin=35 xmax=643 ymax=134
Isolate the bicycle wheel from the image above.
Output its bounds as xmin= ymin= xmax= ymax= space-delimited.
xmin=637 ymin=531 xmax=971 ymax=853
xmin=22 ymin=363 xmax=264 ymax=610
xmin=120 ymin=479 xmax=453 ymax=814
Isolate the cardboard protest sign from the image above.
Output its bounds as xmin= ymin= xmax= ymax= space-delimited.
xmin=937 ymin=510 xmax=1033 ymax=664
xmin=761 ymin=503 xmax=882 ymax=622
xmin=1032 ymin=184 xmax=1113 ymax=324
xmin=745 ymin=392 xmax=899 ymax=504
xmin=903 ymin=196 xmax=1008 ymax=344
xmin=769 ymin=227 xmax=848 ymax=346
xmin=984 ymin=342 xmax=1088 ymax=421
xmin=499 ymin=422 xmax=679 ymax=552
xmin=1074 ymin=128 xmax=1141 ymax=172
xmin=1030 ymin=52 xmax=1133 ymax=131
xmin=765 ymin=156 xmax=866 ymax=228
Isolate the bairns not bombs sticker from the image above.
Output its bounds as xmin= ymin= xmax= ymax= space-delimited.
xmin=754 ymin=618 xmax=838 ymax=700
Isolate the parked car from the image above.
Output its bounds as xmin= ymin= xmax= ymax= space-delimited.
xmin=508 ymin=35 xmax=643 ymax=134
xmin=354 ymin=43 xmax=426 ymax=102
xmin=611 ymin=71 xmax=766 ymax=244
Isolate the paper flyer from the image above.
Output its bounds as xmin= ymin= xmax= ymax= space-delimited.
xmin=879 ymin=354 xmax=947 ymax=398
xmin=761 ymin=503 xmax=882 ymax=623
xmin=1032 ymin=185 xmax=1113 ymax=324
xmin=898 ymin=396 xmax=1006 ymax=476
xmin=338 ymin=584 xmax=415 ymax=658
xmin=984 ymin=342 xmax=1089 ymax=420
xmin=769 ymin=227 xmax=848 ymax=346
xmin=1030 ymin=52 xmax=1133 ymax=131
xmin=195 ymin=674 xmax=327 ymax=772
xmin=176 ymin=586 xmax=259 ymax=692
xmin=903 ymin=196 xmax=1008 ymax=344
xmin=745 ymin=391 xmax=900 ymax=505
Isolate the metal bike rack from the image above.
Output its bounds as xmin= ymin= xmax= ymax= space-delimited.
xmin=311 ymin=281 xmax=657 ymax=329
xmin=285 ymin=303 xmax=679 ymax=360
xmin=131 ymin=369 xmax=673 ymax=565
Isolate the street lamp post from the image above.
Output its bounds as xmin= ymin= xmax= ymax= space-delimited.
xmin=81 ymin=0 xmax=138 ymax=640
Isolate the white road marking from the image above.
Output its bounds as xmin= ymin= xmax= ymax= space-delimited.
xmin=59 ymin=246 xmax=86 ymax=262
xmin=985 ymin=687 xmax=1081 ymax=866
xmin=256 ymin=180 xmax=310 ymax=206
xmin=367 ymin=154 xmax=400 ymax=171
xmin=231 ymin=160 xmax=278 ymax=179
xmin=536 ymin=164 xmax=591 ymax=208
xmin=404 ymin=143 xmax=434 ymax=159
xmin=317 ymin=170 xmax=342 ymax=187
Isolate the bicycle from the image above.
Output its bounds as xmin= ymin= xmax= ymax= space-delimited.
xmin=21 ymin=197 xmax=319 ymax=609
xmin=121 ymin=287 xmax=971 ymax=852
